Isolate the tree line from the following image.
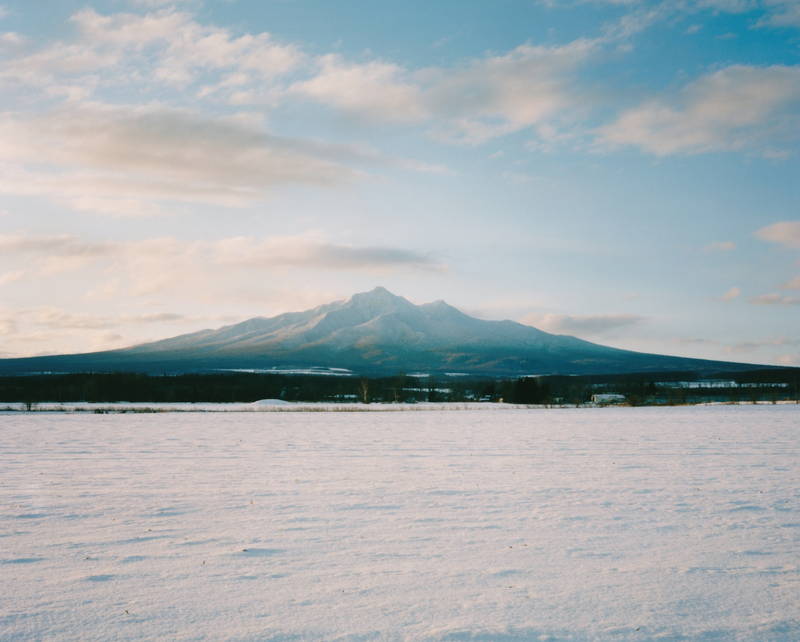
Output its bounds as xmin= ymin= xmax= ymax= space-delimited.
xmin=1 ymin=368 xmax=798 ymax=406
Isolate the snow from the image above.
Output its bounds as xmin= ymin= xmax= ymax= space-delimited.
xmin=218 ymin=367 xmax=355 ymax=376
xmin=1 ymin=405 xmax=798 ymax=640
xmin=250 ymin=399 xmax=291 ymax=406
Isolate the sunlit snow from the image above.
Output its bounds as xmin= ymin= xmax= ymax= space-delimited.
xmin=1 ymin=406 xmax=798 ymax=640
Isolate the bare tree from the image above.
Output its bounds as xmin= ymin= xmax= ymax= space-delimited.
xmin=359 ymin=378 xmax=370 ymax=404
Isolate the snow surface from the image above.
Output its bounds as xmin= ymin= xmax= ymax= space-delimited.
xmin=1 ymin=405 xmax=798 ymax=640
xmin=250 ymin=399 xmax=292 ymax=407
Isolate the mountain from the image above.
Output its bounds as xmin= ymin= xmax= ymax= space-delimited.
xmin=0 ymin=287 xmax=768 ymax=377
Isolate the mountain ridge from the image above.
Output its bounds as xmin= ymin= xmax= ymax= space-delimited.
xmin=0 ymin=287 xmax=774 ymax=376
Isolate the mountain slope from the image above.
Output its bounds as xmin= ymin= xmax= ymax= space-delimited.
xmin=0 ymin=287 xmax=768 ymax=376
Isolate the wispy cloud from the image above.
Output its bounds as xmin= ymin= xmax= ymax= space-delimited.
xmin=0 ymin=306 xmax=244 ymax=356
xmin=0 ymin=234 xmax=116 ymax=256
xmin=17 ymin=307 xmax=235 ymax=331
xmin=728 ymin=335 xmax=799 ymax=352
xmin=214 ymin=236 xmax=445 ymax=272
xmin=0 ymin=7 xmax=342 ymax=216
xmin=532 ymin=312 xmax=646 ymax=335
xmin=0 ymin=234 xmax=116 ymax=274
xmin=1 ymin=7 xmax=300 ymax=92
xmin=131 ymin=0 xmax=197 ymax=7
xmin=756 ymin=0 xmax=800 ymax=29
xmin=782 ymin=275 xmax=800 ymax=289
xmin=1 ymin=5 xmax=473 ymax=216
xmin=558 ymin=0 xmax=800 ymax=32
xmin=0 ymin=103 xmax=359 ymax=215
xmin=750 ymin=292 xmax=800 ymax=305
xmin=0 ymin=32 xmax=25 ymax=49
xmin=0 ymin=232 xmax=445 ymax=298
xmin=597 ymin=65 xmax=800 ymax=156
xmin=424 ymin=40 xmax=595 ymax=144
xmin=3 ymin=3 xmax=800 ymax=163
xmin=71 ymin=7 xmax=303 ymax=85
xmin=289 ymin=55 xmax=427 ymax=123
xmin=0 ymin=270 xmax=24 ymax=286
xmin=705 ymin=240 xmax=736 ymax=252
xmin=290 ymin=39 xmax=595 ymax=144
xmin=721 ymin=286 xmax=741 ymax=301
xmin=756 ymin=220 xmax=800 ymax=249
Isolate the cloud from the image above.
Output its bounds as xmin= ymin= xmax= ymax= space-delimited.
xmin=290 ymin=55 xmax=427 ymax=123
xmin=756 ymin=220 xmax=800 ymax=249
xmin=728 ymin=336 xmax=798 ymax=352
xmin=721 ymin=286 xmax=741 ymax=300
xmin=71 ymin=7 xmax=190 ymax=48
xmin=705 ymin=240 xmax=736 ymax=252
xmin=597 ymin=65 xmax=800 ymax=155
xmin=1 ymin=232 xmax=443 ymax=273
xmin=0 ymin=7 xmax=302 ymax=102
xmin=71 ymin=8 xmax=302 ymax=85
xmin=0 ymin=32 xmax=26 ymax=50
xmin=0 ymin=234 xmax=119 ymax=274
xmin=675 ymin=336 xmax=719 ymax=346
xmin=0 ymin=234 xmax=116 ymax=256
xmin=424 ymin=41 xmax=595 ymax=144
xmin=28 ymin=308 xmax=121 ymax=330
xmin=131 ymin=0 xmax=196 ymax=6
xmin=286 ymin=3 xmax=677 ymax=146
xmin=782 ymin=275 xmax=800 ymax=289
xmin=291 ymin=40 xmax=595 ymax=144
xmin=1 ymin=42 xmax=115 ymax=85
xmin=213 ymin=236 xmax=445 ymax=272
xmin=0 ymin=270 xmax=24 ymax=286
xmin=757 ymin=0 xmax=800 ymax=28
xmin=699 ymin=0 xmax=758 ymax=11
xmin=533 ymin=312 xmax=646 ymax=335
xmin=0 ymin=306 xmax=247 ymax=356
xmin=4 ymin=3 xmax=799 ymax=167
xmin=0 ymin=233 xmax=445 ymax=302
xmin=0 ymin=103 xmax=358 ymax=214
xmin=20 ymin=307 xmax=231 ymax=331
xmin=750 ymin=292 xmax=800 ymax=305
xmin=560 ymin=0 xmax=800 ymax=31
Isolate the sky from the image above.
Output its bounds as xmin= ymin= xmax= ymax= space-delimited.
xmin=0 ymin=0 xmax=799 ymax=366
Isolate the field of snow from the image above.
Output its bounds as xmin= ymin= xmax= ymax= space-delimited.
xmin=0 ymin=401 xmax=540 ymax=413
xmin=1 ymin=405 xmax=798 ymax=640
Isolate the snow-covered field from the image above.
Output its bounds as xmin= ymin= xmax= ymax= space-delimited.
xmin=1 ymin=406 xmax=798 ymax=641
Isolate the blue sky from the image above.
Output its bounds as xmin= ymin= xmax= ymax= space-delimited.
xmin=0 ymin=0 xmax=798 ymax=365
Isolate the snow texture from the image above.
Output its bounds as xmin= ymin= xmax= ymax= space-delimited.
xmin=1 ymin=405 xmax=798 ymax=640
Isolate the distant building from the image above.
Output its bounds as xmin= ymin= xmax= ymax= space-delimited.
xmin=591 ymin=393 xmax=627 ymax=404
